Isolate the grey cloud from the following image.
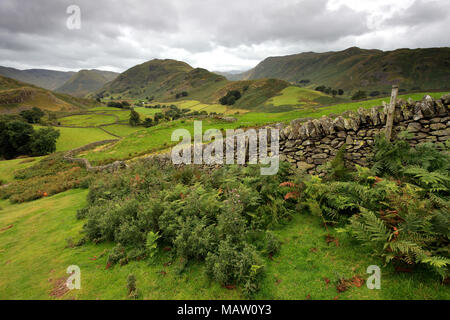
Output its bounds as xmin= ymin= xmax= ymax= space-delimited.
xmin=385 ymin=0 xmax=450 ymax=27
xmin=214 ymin=0 xmax=368 ymax=46
xmin=0 ymin=0 xmax=448 ymax=72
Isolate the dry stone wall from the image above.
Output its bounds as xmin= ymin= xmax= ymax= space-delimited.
xmin=279 ymin=94 xmax=450 ymax=174
xmin=64 ymin=94 xmax=449 ymax=174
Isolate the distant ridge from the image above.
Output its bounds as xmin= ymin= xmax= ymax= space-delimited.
xmin=237 ymin=47 xmax=450 ymax=93
xmin=0 ymin=75 xmax=98 ymax=114
xmin=0 ymin=66 xmax=75 ymax=90
xmin=55 ymin=69 xmax=119 ymax=97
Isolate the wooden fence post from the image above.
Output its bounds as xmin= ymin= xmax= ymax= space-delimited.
xmin=385 ymin=85 xmax=399 ymax=141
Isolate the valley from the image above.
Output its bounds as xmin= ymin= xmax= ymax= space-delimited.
xmin=0 ymin=48 xmax=449 ymax=301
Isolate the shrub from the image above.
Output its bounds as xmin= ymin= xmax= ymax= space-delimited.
xmin=143 ymin=118 xmax=153 ymax=128
xmin=265 ymin=231 xmax=281 ymax=256
xmin=129 ymin=109 xmax=140 ymax=126
xmin=351 ymin=90 xmax=367 ymax=100
xmin=127 ymin=274 xmax=139 ymax=299
xmin=219 ymin=90 xmax=241 ymax=105
xmin=294 ymin=135 xmax=449 ymax=278
xmin=78 ymin=161 xmax=293 ymax=293
xmin=146 ymin=231 xmax=161 ymax=260
xmin=205 ymin=238 xmax=263 ymax=297
xmin=107 ymin=244 xmax=127 ymax=266
xmin=20 ymin=107 xmax=44 ymax=124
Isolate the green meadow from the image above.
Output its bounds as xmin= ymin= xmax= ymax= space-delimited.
xmin=43 ymin=126 xmax=117 ymax=152
xmin=59 ymin=114 xmax=117 ymax=127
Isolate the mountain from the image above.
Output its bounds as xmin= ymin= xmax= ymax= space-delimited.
xmin=0 ymin=75 xmax=98 ymax=114
xmin=55 ymin=69 xmax=119 ymax=97
xmin=0 ymin=66 xmax=75 ymax=90
xmin=239 ymin=47 xmax=450 ymax=93
xmin=98 ymin=59 xmax=227 ymax=101
xmin=97 ymin=59 xmax=290 ymax=110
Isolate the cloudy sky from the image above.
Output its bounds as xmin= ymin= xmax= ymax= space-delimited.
xmin=0 ymin=0 xmax=449 ymax=73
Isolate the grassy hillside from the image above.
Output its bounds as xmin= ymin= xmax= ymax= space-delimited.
xmin=0 ymin=75 xmax=100 ymax=114
xmin=263 ymin=86 xmax=347 ymax=112
xmin=240 ymin=47 xmax=450 ymax=94
xmin=0 ymin=66 xmax=74 ymax=91
xmin=98 ymin=59 xmax=218 ymax=100
xmin=0 ymin=178 xmax=446 ymax=300
xmin=97 ymin=59 xmax=291 ymax=111
xmin=56 ymin=70 xmax=119 ymax=97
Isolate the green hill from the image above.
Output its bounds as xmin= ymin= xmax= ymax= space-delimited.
xmin=98 ymin=59 xmax=227 ymax=101
xmin=240 ymin=47 xmax=450 ymax=94
xmin=0 ymin=66 xmax=75 ymax=90
xmin=97 ymin=59 xmax=290 ymax=110
xmin=55 ymin=69 xmax=119 ymax=97
xmin=0 ymin=75 xmax=98 ymax=114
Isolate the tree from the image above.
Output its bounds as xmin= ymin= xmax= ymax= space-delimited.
xmin=20 ymin=107 xmax=44 ymax=124
xmin=315 ymin=85 xmax=326 ymax=92
xmin=29 ymin=127 xmax=60 ymax=156
xmin=331 ymin=89 xmax=338 ymax=97
xmin=129 ymin=109 xmax=140 ymax=126
xmin=351 ymin=90 xmax=367 ymax=100
xmin=107 ymin=101 xmax=123 ymax=108
xmin=298 ymin=79 xmax=311 ymax=85
xmin=338 ymin=89 xmax=344 ymax=96
xmin=143 ymin=118 xmax=154 ymax=128
xmin=0 ymin=120 xmax=33 ymax=159
xmin=154 ymin=112 xmax=164 ymax=123
xmin=219 ymin=90 xmax=241 ymax=105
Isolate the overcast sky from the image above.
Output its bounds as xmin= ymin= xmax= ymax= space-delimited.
xmin=0 ymin=0 xmax=449 ymax=73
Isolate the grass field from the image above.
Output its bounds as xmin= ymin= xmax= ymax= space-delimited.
xmin=133 ymin=107 xmax=161 ymax=118
xmin=266 ymin=87 xmax=330 ymax=107
xmin=157 ymin=100 xmax=249 ymax=115
xmin=59 ymin=114 xmax=117 ymax=127
xmin=0 ymin=189 xmax=447 ymax=300
xmin=35 ymin=126 xmax=117 ymax=152
xmin=101 ymin=124 xmax=145 ymax=137
xmin=88 ymin=109 xmax=131 ymax=122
